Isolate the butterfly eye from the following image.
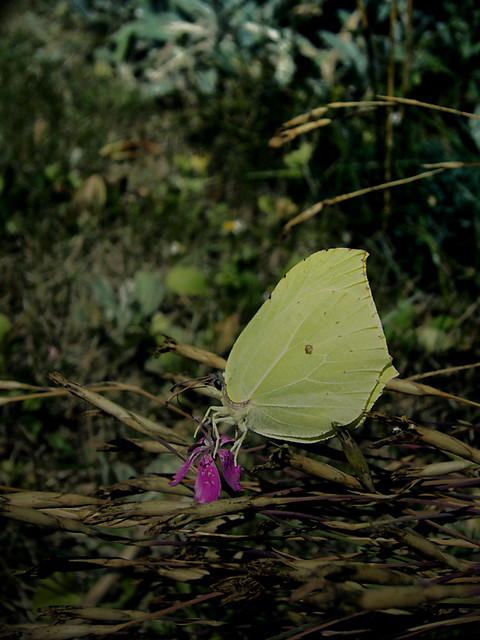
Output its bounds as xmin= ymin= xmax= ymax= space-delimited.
xmin=213 ymin=372 xmax=224 ymax=391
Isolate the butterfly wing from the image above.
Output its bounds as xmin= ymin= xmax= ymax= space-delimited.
xmin=223 ymin=248 xmax=397 ymax=442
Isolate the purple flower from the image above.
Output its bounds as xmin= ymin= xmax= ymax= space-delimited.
xmin=169 ymin=433 xmax=242 ymax=504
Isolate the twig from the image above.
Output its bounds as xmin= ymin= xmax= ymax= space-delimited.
xmin=282 ymin=168 xmax=444 ymax=233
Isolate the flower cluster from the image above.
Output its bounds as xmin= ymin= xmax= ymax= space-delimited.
xmin=169 ymin=428 xmax=242 ymax=504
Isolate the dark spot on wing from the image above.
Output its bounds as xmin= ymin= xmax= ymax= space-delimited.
xmin=305 ymin=344 xmax=313 ymax=354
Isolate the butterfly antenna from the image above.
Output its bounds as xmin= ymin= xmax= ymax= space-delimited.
xmin=166 ymin=374 xmax=218 ymax=407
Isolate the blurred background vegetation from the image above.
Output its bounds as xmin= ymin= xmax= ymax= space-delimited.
xmin=1 ymin=0 xmax=480 ymax=632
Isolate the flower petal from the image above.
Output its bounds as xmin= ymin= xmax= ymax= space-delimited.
xmin=194 ymin=453 xmax=221 ymax=503
xmin=188 ymin=437 xmax=206 ymax=453
xmin=218 ymin=449 xmax=242 ymax=492
xmin=169 ymin=448 xmax=202 ymax=486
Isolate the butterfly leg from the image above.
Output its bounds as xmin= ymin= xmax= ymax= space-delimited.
xmin=230 ymin=423 xmax=248 ymax=466
xmin=200 ymin=405 xmax=225 ymax=457
xmin=196 ymin=405 xmax=220 ymax=438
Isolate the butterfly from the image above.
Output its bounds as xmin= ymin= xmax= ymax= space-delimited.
xmin=210 ymin=248 xmax=397 ymax=458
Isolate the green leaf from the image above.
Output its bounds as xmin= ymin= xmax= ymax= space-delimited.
xmin=416 ymin=325 xmax=453 ymax=354
xmin=381 ymin=295 xmax=420 ymax=341
xmin=44 ymin=161 xmax=62 ymax=182
xmin=89 ymin=277 xmax=118 ymax=321
xmin=283 ymin=142 xmax=313 ymax=172
xmin=115 ymin=279 xmax=137 ymax=333
xmin=0 ymin=313 xmax=12 ymax=342
xmin=320 ymin=30 xmax=367 ymax=76
xmin=150 ymin=311 xmax=173 ymax=342
xmin=165 ymin=265 xmax=209 ymax=296
xmin=134 ymin=270 xmax=165 ymax=318
xmin=195 ymin=68 xmax=218 ymax=94
xmin=171 ymin=0 xmax=215 ymax=22
xmin=33 ymin=573 xmax=84 ymax=610
xmin=416 ymin=315 xmax=455 ymax=354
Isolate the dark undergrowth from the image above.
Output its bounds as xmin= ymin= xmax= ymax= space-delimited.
xmin=1 ymin=1 xmax=480 ymax=637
